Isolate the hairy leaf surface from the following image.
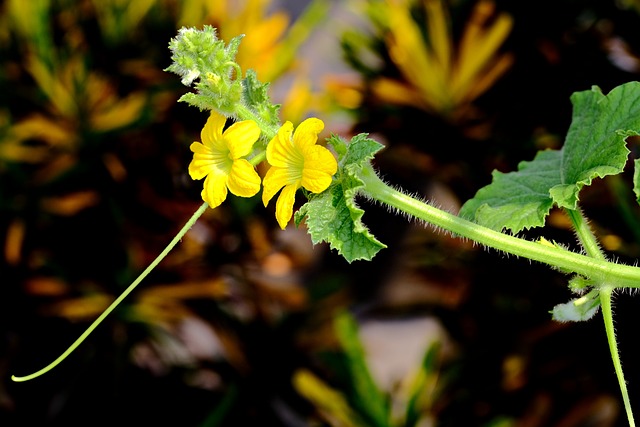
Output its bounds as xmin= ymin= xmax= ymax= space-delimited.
xmin=461 ymin=82 xmax=640 ymax=232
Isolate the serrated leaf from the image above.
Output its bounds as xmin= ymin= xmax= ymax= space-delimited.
xmin=295 ymin=134 xmax=386 ymax=262
xmin=461 ymin=82 xmax=640 ymax=233
xmin=242 ymin=70 xmax=280 ymax=130
xmin=296 ymin=177 xmax=386 ymax=263
xmin=336 ymin=133 xmax=384 ymax=170
xmin=459 ymin=149 xmax=560 ymax=231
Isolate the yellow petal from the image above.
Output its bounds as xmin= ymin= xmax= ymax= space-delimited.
xmin=301 ymin=169 xmax=333 ymax=194
xmin=188 ymin=142 xmax=215 ymax=180
xmin=266 ymin=121 xmax=295 ymax=168
xmin=300 ymin=146 xmax=337 ymax=193
xmin=303 ymin=145 xmax=338 ymax=175
xmin=292 ymin=117 xmax=323 ymax=149
xmin=275 ymin=184 xmax=298 ymax=229
xmin=224 ymin=120 xmax=261 ymax=159
xmin=227 ymin=159 xmax=261 ymax=197
xmin=189 ymin=141 xmax=212 ymax=155
xmin=201 ymin=111 xmax=227 ymax=149
xmin=202 ymin=172 xmax=228 ymax=208
xmin=262 ymin=166 xmax=294 ymax=206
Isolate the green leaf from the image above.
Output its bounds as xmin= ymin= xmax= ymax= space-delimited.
xmin=295 ymin=134 xmax=387 ymax=263
xmin=461 ymin=82 xmax=640 ymax=233
xmin=459 ymin=149 xmax=560 ymax=232
xmin=334 ymin=312 xmax=389 ymax=427
xmin=242 ymin=70 xmax=280 ymax=130
xmin=404 ymin=342 xmax=441 ymax=427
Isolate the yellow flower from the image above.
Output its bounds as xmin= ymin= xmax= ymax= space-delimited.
xmin=362 ymin=0 xmax=513 ymax=120
xmin=376 ymin=0 xmax=513 ymax=116
xmin=189 ymin=111 xmax=261 ymax=208
xmin=262 ymin=118 xmax=337 ymax=229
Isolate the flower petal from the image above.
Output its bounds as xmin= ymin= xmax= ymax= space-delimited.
xmin=293 ymin=117 xmax=323 ymax=149
xmin=303 ymin=145 xmax=338 ymax=175
xmin=227 ymin=159 xmax=261 ymax=197
xmin=201 ymin=111 xmax=227 ymax=149
xmin=266 ymin=121 xmax=295 ymax=168
xmin=274 ymin=184 xmax=298 ymax=229
xmin=262 ymin=166 xmax=290 ymax=206
xmin=201 ymin=172 xmax=228 ymax=208
xmin=224 ymin=120 xmax=261 ymax=159
xmin=188 ymin=142 xmax=214 ymax=179
xmin=301 ymin=168 xmax=334 ymax=194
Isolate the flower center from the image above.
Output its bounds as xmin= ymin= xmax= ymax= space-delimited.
xmin=212 ymin=148 xmax=233 ymax=174
xmin=289 ymin=146 xmax=305 ymax=181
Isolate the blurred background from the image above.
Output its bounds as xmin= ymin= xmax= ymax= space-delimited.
xmin=3 ymin=0 xmax=640 ymax=425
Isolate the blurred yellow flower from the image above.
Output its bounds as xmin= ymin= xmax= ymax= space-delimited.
xmin=189 ymin=111 xmax=261 ymax=208
xmin=372 ymin=0 xmax=513 ymax=119
xmin=26 ymin=55 xmax=147 ymax=133
xmin=262 ymin=118 xmax=337 ymax=229
xmin=177 ymin=0 xmax=327 ymax=84
xmin=90 ymin=0 xmax=158 ymax=44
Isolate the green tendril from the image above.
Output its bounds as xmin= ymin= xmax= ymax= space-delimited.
xmin=11 ymin=202 xmax=209 ymax=382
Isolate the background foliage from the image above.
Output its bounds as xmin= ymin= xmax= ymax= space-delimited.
xmin=3 ymin=0 xmax=640 ymax=426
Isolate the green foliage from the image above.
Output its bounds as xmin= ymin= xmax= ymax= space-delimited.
xmin=403 ymin=342 xmax=441 ymax=427
xmin=166 ymin=26 xmax=245 ymax=114
xmin=334 ymin=312 xmax=390 ymax=427
xmin=460 ymin=82 xmax=640 ymax=233
xmin=166 ymin=26 xmax=281 ymax=139
xmin=242 ymin=69 xmax=281 ymax=133
xmin=295 ymin=134 xmax=387 ymax=262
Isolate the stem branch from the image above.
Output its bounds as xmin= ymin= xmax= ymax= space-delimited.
xmin=359 ymin=166 xmax=640 ymax=288
xmin=565 ymin=208 xmax=606 ymax=260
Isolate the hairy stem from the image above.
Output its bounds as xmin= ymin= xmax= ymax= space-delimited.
xmin=235 ymin=103 xmax=278 ymax=141
xmin=11 ymin=202 xmax=210 ymax=382
xmin=358 ymin=165 xmax=640 ymax=288
xmin=566 ymin=209 xmax=635 ymax=425
xmin=565 ymin=208 xmax=606 ymax=260
xmin=601 ymin=286 xmax=636 ymax=427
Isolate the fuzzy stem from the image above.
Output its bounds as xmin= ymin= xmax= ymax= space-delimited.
xmin=565 ymin=209 xmax=636 ymax=424
xmin=358 ymin=165 xmax=640 ymax=288
xmin=235 ymin=103 xmax=278 ymax=141
xmin=11 ymin=202 xmax=210 ymax=382
xmin=601 ymin=286 xmax=636 ymax=427
xmin=565 ymin=208 xmax=606 ymax=260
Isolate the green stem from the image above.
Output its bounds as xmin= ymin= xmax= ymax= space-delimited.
xmin=11 ymin=202 xmax=210 ymax=382
xmin=566 ymin=209 xmax=636 ymax=425
xmin=358 ymin=166 xmax=640 ymax=288
xmin=565 ymin=208 xmax=606 ymax=260
xmin=235 ymin=103 xmax=278 ymax=141
xmin=601 ymin=286 xmax=636 ymax=427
